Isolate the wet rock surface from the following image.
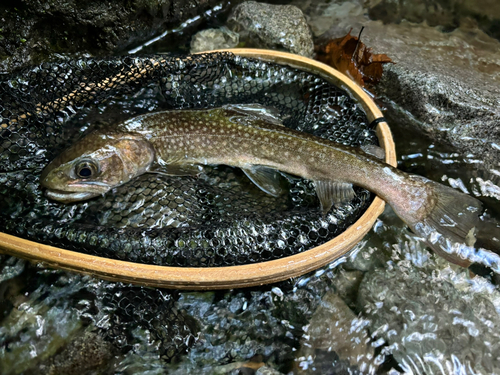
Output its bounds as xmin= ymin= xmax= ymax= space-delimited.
xmin=0 ymin=0 xmax=222 ymax=72
xmin=366 ymin=23 xmax=500 ymax=169
xmin=297 ymin=0 xmax=500 ymax=167
xmin=227 ymin=1 xmax=314 ymax=57
xmin=37 ymin=331 xmax=115 ymax=375
xmin=190 ymin=27 xmax=239 ymax=53
xmin=0 ymin=261 xmax=195 ymax=374
xmin=366 ymin=0 xmax=500 ymax=40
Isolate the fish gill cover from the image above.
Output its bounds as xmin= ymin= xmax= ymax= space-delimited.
xmin=0 ymin=52 xmax=378 ymax=267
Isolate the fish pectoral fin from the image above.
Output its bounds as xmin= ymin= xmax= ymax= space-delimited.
xmin=148 ymin=164 xmax=203 ymax=177
xmin=242 ymin=165 xmax=284 ymax=197
xmin=314 ymin=181 xmax=355 ymax=215
xmin=361 ymin=144 xmax=386 ymax=160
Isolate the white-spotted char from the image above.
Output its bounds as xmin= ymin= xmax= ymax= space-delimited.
xmin=41 ymin=104 xmax=483 ymax=267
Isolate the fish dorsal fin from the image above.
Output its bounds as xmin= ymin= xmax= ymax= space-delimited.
xmin=242 ymin=165 xmax=284 ymax=197
xmin=314 ymin=181 xmax=355 ymax=214
xmin=149 ymin=163 xmax=203 ymax=177
xmin=223 ymin=104 xmax=284 ymax=127
xmin=361 ymin=144 xmax=385 ymax=160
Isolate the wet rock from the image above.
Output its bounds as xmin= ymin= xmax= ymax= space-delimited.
xmin=0 ymin=0 xmax=222 ymax=72
xmin=301 ymin=2 xmax=500 ymax=167
xmin=0 ymin=292 xmax=83 ymax=375
xmin=292 ymin=0 xmax=365 ymax=37
xmin=167 ymin=279 xmax=332 ymax=373
xmin=171 ymin=288 xmax=300 ymax=371
xmin=366 ymin=0 xmax=500 ymax=40
xmin=0 ymin=256 xmax=27 ymax=321
xmin=0 ymin=255 xmax=25 ymax=283
xmin=0 ymin=265 xmax=195 ymax=373
xmin=255 ymin=365 xmax=284 ymax=375
xmin=357 ymin=258 xmax=500 ymax=373
xmin=190 ymin=27 xmax=239 ymax=54
xmin=296 ymin=291 xmax=379 ymax=374
xmin=227 ymin=2 xmax=314 ymax=57
xmin=39 ymin=331 xmax=115 ymax=375
xmin=365 ymin=22 xmax=500 ymax=168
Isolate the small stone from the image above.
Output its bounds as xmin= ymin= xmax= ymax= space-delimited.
xmin=190 ymin=27 xmax=240 ymax=54
xmin=227 ymin=1 xmax=314 ymax=57
xmin=44 ymin=331 xmax=115 ymax=375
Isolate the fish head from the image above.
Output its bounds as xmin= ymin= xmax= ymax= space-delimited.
xmin=40 ymin=131 xmax=155 ymax=203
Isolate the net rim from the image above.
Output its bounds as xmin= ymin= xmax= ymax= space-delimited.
xmin=0 ymin=49 xmax=397 ymax=290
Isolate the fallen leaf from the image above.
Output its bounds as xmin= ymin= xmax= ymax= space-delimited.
xmin=315 ymin=28 xmax=393 ymax=87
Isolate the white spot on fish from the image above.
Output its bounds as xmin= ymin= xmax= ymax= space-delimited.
xmin=383 ymin=167 xmax=403 ymax=182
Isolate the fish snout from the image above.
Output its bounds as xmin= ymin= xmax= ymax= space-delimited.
xmin=39 ymin=166 xmax=68 ymax=190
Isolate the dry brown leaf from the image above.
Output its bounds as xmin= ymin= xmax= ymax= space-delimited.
xmin=315 ymin=28 xmax=393 ymax=87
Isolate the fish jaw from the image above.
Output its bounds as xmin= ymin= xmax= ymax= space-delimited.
xmin=42 ymin=177 xmax=113 ymax=203
xmin=45 ymin=189 xmax=101 ymax=203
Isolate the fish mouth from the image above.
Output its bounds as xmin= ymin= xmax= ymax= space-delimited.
xmin=45 ymin=189 xmax=100 ymax=203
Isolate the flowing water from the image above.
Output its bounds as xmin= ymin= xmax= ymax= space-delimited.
xmin=1 ymin=1 xmax=500 ymax=374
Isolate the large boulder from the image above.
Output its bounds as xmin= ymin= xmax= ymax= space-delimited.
xmin=296 ymin=1 xmax=500 ymax=167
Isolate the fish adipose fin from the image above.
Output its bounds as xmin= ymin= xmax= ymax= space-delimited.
xmin=242 ymin=165 xmax=284 ymax=197
xmin=406 ymin=178 xmax=483 ymax=267
xmin=314 ymin=181 xmax=355 ymax=215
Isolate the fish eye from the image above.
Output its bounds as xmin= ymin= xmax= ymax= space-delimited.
xmin=75 ymin=160 xmax=99 ymax=179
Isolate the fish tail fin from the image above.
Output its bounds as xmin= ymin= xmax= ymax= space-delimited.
xmin=398 ymin=177 xmax=483 ymax=267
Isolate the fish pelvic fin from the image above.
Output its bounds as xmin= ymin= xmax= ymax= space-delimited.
xmin=242 ymin=165 xmax=284 ymax=197
xmin=404 ymin=177 xmax=483 ymax=268
xmin=314 ymin=181 xmax=355 ymax=215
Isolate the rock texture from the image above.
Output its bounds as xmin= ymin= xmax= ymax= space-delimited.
xmin=0 ymin=0 xmax=222 ymax=72
xmin=190 ymin=27 xmax=239 ymax=53
xmin=363 ymin=22 xmax=500 ymax=168
xmin=39 ymin=331 xmax=115 ymax=375
xmin=296 ymin=1 xmax=500 ymax=167
xmin=366 ymin=0 xmax=500 ymax=40
xmin=227 ymin=1 xmax=314 ymax=57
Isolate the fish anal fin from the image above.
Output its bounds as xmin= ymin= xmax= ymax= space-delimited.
xmin=242 ymin=165 xmax=284 ymax=197
xmin=149 ymin=163 xmax=203 ymax=177
xmin=314 ymin=181 xmax=355 ymax=215
xmin=361 ymin=144 xmax=385 ymax=160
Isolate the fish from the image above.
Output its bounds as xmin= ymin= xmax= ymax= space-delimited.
xmin=40 ymin=104 xmax=483 ymax=267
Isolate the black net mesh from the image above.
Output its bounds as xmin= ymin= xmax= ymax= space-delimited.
xmin=0 ymin=52 xmax=377 ymax=267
